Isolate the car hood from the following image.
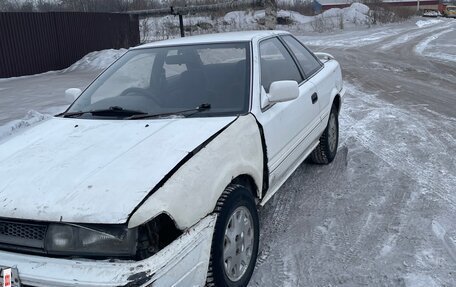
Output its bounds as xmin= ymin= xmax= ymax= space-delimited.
xmin=0 ymin=116 xmax=236 ymax=224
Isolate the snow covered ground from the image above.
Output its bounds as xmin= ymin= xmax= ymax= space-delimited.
xmin=0 ymin=49 xmax=126 ymax=139
xmin=0 ymin=17 xmax=455 ymax=286
xmin=250 ymin=18 xmax=456 ymax=286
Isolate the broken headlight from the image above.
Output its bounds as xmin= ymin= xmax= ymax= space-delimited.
xmin=45 ymin=224 xmax=137 ymax=257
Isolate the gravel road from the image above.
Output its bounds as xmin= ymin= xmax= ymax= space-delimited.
xmin=249 ymin=18 xmax=456 ymax=286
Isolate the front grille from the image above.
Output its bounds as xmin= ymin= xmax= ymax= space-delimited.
xmin=0 ymin=220 xmax=47 ymax=250
xmin=0 ymin=221 xmax=46 ymax=240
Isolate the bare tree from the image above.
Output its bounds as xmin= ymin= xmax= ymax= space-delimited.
xmin=264 ymin=0 xmax=277 ymax=30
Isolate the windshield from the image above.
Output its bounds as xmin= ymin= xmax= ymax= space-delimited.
xmin=448 ymin=6 xmax=456 ymax=11
xmin=67 ymin=42 xmax=251 ymax=119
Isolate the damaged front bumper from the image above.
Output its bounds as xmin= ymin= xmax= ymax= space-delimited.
xmin=0 ymin=215 xmax=216 ymax=287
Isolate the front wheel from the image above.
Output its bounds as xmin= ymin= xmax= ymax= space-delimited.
xmin=206 ymin=184 xmax=259 ymax=287
xmin=310 ymin=104 xmax=339 ymax=164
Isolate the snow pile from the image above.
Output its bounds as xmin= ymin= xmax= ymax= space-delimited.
xmin=224 ymin=10 xmax=264 ymax=28
xmin=65 ymin=49 xmax=127 ymax=72
xmin=223 ymin=9 xmax=314 ymax=28
xmin=277 ymin=10 xmax=314 ymax=25
xmin=415 ymin=19 xmax=443 ymax=28
xmin=423 ymin=10 xmax=441 ymax=17
xmin=320 ymin=3 xmax=370 ymax=24
xmin=0 ymin=110 xmax=50 ymax=142
xmin=142 ymin=9 xmax=316 ymax=41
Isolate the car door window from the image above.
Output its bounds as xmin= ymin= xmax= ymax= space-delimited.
xmin=259 ymin=37 xmax=303 ymax=93
xmin=282 ymin=35 xmax=322 ymax=78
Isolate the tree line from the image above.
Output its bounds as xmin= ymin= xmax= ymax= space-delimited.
xmin=0 ymin=0 xmax=279 ymax=13
xmin=0 ymin=0 xmax=163 ymax=12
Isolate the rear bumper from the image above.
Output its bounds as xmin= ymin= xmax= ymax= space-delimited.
xmin=0 ymin=215 xmax=216 ymax=287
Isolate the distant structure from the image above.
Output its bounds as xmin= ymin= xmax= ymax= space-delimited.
xmin=312 ymin=0 xmax=441 ymax=11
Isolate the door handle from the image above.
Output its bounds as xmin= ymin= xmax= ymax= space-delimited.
xmin=311 ymin=92 xmax=318 ymax=104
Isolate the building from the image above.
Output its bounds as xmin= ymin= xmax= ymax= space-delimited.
xmin=313 ymin=0 xmax=441 ymax=12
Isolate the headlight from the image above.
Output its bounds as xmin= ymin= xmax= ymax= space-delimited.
xmin=45 ymin=224 xmax=137 ymax=257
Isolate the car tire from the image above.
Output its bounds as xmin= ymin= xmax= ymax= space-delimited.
xmin=206 ymin=184 xmax=259 ymax=287
xmin=310 ymin=104 xmax=339 ymax=164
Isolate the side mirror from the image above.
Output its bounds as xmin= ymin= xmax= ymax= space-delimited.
xmin=267 ymin=80 xmax=299 ymax=104
xmin=65 ymin=88 xmax=82 ymax=104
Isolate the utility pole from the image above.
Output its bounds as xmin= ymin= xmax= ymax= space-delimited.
xmin=170 ymin=6 xmax=185 ymax=37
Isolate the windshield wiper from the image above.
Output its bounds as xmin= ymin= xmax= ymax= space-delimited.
xmin=127 ymin=103 xmax=211 ymax=120
xmin=59 ymin=106 xmax=147 ymax=118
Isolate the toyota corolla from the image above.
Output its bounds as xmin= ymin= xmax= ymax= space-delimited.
xmin=0 ymin=30 xmax=344 ymax=287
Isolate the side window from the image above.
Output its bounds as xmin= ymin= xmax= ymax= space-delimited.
xmin=282 ymin=35 xmax=322 ymax=77
xmin=259 ymin=37 xmax=303 ymax=93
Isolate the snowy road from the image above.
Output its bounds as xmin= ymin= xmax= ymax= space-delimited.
xmin=250 ymin=18 xmax=456 ymax=286
xmin=0 ymin=17 xmax=455 ymax=287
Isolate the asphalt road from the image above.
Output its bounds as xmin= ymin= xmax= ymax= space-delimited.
xmin=249 ymin=18 xmax=456 ymax=286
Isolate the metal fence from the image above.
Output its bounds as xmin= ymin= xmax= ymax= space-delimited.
xmin=0 ymin=12 xmax=139 ymax=78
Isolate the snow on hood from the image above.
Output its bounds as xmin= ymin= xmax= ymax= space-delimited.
xmin=0 ymin=116 xmax=236 ymax=224
xmin=0 ymin=110 xmax=51 ymax=142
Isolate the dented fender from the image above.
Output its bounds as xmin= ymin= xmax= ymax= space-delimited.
xmin=128 ymin=114 xmax=264 ymax=229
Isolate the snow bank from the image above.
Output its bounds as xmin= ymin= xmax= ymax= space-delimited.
xmin=277 ymin=10 xmax=314 ymax=24
xmin=142 ymin=9 xmax=315 ymax=41
xmin=224 ymin=10 xmax=264 ymax=27
xmin=415 ymin=19 xmax=443 ymax=28
xmin=65 ymin=49 xmax=127 ymax=72
xmin=223 ymin=9 xmax=314 ymax=27
xmin=320 ymin=3 xmax=370 ymax=24
xmin=0 ymin=110 xmax=50 ymax=142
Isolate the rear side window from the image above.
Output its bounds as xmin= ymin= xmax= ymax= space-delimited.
xmin=259 ymin=37 xmax=303 ymax=92
xmin=282 ymin=35 xmax=322 ymax=77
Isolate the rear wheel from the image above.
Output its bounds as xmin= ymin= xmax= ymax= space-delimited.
xmin=206 ymin=184 xmax=259 ymax=287
xmin=310 ymin=104 xmax=339 ymax=164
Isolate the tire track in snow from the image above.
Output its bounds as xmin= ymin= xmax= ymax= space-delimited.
xmin=414 ymin=28 xmax=456 ymax=62
xmin=340 ymin=83 xmax=456 ymax=208
xmin=431 ymin=220 xmax=456 ymax=264
xmin=253 ymin=171 xmax=301 ymax=286
xmin=298 ymin=25 xmax=409 ymax=48
xmin=380 ymin=22 xmax=453 ymax=50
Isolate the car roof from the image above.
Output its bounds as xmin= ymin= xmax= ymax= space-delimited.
xmin=133 ymin=30 xmax=291 ymax=49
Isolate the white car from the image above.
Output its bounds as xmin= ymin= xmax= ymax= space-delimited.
xmin=0 ymin=30 xmax=344 ymax=287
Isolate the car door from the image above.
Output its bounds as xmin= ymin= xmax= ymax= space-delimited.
xmin=280 ymin=35 xmax=333 ymax=122
xmin=254 ymin=37 xmax=320 ymax=193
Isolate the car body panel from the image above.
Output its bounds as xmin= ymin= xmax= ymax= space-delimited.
xmin=0 ymin=116 xmax=235 ymax=224
xmin=256 ymin=81 xmax=321 ymax=190
xmin=0 ymin=215 xmax=216 ymax=287
xmin=129 ymin=114 xmax=263 ymax=229
xmin=309 ymin=59 xmax=342 ymax=121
